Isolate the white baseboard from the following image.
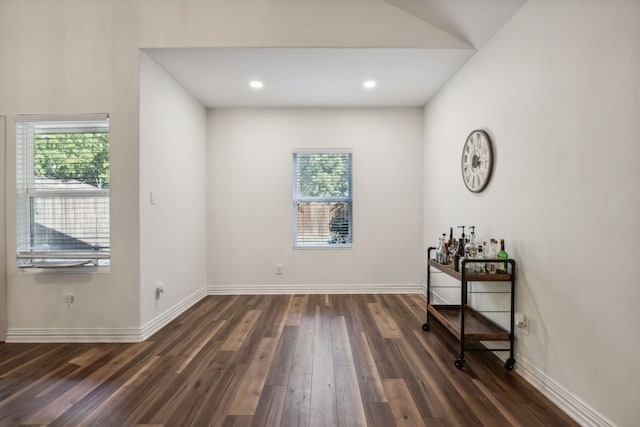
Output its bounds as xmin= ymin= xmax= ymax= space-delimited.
xmin=207 ymin=283 xmax=424 ymax=295
xmin=140 ymin=287 xmax=207 ymax=341
xmin=429 ymin=291 xmax=448 ymax=305
xmin=514 ymin=357 xmax=616 ymax=427
xmin=5 ymin=327 xmax=142 ymax=343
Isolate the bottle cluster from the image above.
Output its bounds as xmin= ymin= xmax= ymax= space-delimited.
xmin=434 ymin=226 xmax=509 ymax=274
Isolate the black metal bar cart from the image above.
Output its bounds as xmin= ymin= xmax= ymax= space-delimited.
xmin=423 ymin=247 xmax=516 ymax=370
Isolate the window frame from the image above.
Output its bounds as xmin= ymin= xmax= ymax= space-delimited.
xmin=15 ymin=113 xmax=110 ymax=269
xmin=292 ymin=149 xmax=353 ymax=249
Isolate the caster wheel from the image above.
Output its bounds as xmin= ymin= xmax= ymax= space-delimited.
xmin=454 ymin=359 xmax=465 ymax=369
xmin=504 ymin=358 xmax=515 ymax=370
xmin=422 ymin=323 xmax=430 ymax=331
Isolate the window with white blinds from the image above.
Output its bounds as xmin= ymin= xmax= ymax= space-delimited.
xmin=15 ymin=114 xmax=110 ymax=268
xmin=293 ymin=151 xmax=352 ymax=248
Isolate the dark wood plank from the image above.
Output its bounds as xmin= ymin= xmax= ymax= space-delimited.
xmin=228 ymin=337 xmax=278 ymax=415
xmin=23 ymin=342 xmax=152 ymax=425
xmin=220 ymin=309 xmax=263 ymax=351
xmin=279 ymin=351 xmax=312 ymax=427
xmin=351 ymin=331 xmax=388 ymax=403
xmin=364 ymin=401 xmax=398 ymax=427
xmin=382 ymin=378 xmax=426 ymax=427
xmin=251 ymin=385 xmax=286 ymax=427
xmin=266 ymin=325 xmax=298 ymax=386
xmin=333 ymin=317 xmax=367 ymax=426
xmin=309 ymin=304 xmax=337 ymax=427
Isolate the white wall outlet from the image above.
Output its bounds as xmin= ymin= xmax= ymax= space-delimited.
xmin=515 ymin=312 xmax=529 ymax=335
xmin=155 ymin=284 xmax=166 ymax=300
xmin=64 ymin=294 xmax=74 ymax=310
xmin=275 ymin=264 xmax=283 ymax=275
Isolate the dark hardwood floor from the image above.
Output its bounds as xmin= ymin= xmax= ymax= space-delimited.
xmin=0 ymin=294 xmax=578 ymax=426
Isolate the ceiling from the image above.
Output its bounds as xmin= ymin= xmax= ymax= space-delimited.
xmin=144 ymin=0 xmax=525 ymax=108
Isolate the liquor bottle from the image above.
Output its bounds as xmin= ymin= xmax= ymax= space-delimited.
xmin=467 ymin=226 xmax=478 ymax=271
xmin=436 ymin=237 xmax=447 ymax=264
xmin=482 ymin=241 xmax=488 ymax=272
xmin=487 ymin=239 xmax=497 ymax=274
xmin=442 ymin=237 xmax=448 ymax=264
xmin=467 ymin=226 xmax=478 ymax=257
xmin=443 ymin=234 xmax=449 ymax=264
xmin=455 ymin=226 xmax=466 ymax=271
xmin=497 ymin=239 xmax=509 ymax=273
xmin=476 ymin=243 xmax=484 ymax=273
xmin=452 ymin=239 xmax=459 ymax=271
xmin=457 ymin=225 xmax=466 ymax=245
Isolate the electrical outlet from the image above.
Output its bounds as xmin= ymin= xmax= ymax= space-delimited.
xmin=65 ymin=294 xmax=74 ymax=310
xmin=515 ymin=312 xmax=528 ymax=335
xmin=155 ymin=284 xmax=166 ymax=300
xmin=275 ymin=264 xmax=283 ymax=275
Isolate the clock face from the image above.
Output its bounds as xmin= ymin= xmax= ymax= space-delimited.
xmin=461 ymin=129 xmax=493 ymax=192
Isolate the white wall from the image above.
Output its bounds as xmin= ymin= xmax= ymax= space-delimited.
xmin=422 ymin=1 xmax=640 ymax=425
xmin=207 ymin=108 xmax=423 ymax=292
xmin=0 ymin=1 xmax=142 ymax=335
xmin=139 ymin=52 xmax=207 ymax=329
xmin=0 ymin=0 xmax=440 ymax=338
xmin=0 ymin=117 xmax=5 ymax=341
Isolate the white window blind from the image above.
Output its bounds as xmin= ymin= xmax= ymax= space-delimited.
xmin=16 ymin=114 xmax=110 ymax=267
xmin=293 ymin=151 xmax=352 ymax=248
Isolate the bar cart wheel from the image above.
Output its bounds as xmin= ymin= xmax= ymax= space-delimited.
xmin=454 ymin=358 xmax=465 ymax=369
xmin=422 ymin=323 xmax=429 ymax=331
xmin=504 ymin=358 xmax=515 ymax=370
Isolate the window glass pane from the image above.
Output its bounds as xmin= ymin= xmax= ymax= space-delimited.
xmin=30 ymin=195 xmax=110 ymax=252
xmin=296 ymin=201 xmax=351 ymax=246
xmin=293 ymin=152 xmax=352 ymax=248
xmin=295 ymin=153 xmax=351 ymax=198
xmin=34 ymin=128 xmax=109 ymax=190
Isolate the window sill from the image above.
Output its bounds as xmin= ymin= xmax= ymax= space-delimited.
xmin=17 ymin=260 xmax=110 ymax=274
xmin=293 ymin=244 xmax=353 ymax=250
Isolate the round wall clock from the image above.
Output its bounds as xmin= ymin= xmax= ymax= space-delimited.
xmin=461 ymin=129 xmax=493 ymax=192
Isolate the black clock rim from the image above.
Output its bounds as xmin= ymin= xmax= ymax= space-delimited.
xmin=461 ymin=129 xmax=494 ymax=193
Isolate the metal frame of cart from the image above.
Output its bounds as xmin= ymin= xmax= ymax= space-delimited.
xmin=423 ymin=247 xmax=516 ymax=370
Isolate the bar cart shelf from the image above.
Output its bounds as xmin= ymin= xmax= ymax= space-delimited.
xmin=423 ymin=248 xmax=516 ymax=370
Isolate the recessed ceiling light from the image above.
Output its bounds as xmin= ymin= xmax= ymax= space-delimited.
xmin=249 ymin=80 xmax=264 ymax=89
xmin=363 ymin=80 xmax=377 ymax=89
